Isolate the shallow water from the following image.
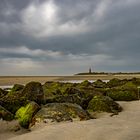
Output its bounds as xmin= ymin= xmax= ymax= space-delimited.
xmin=0 ymin=85 xmax=13 ymax=90
xmin=0 ymin=80 xmax=109 ymax=89
xmin=59 ymin=80 xmax=109 ymax=83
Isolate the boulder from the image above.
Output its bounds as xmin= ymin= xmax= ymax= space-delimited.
xmin=87 ymin=95 xmax=122 ymax=113
xmin=77 ymin=80 xmax=93 ymax=88
xmin=15 ymin=101 xmax=40 ymax=129
xmin=106 ymin=78 xmax=121 ymax=88
xmin=0 ymin=93 xmax=28 ymax=114
xmin=0 ymin=105 xmax=14 ymax=121
xmin=34 ymin=103 xmax=92 ymax=123
xmin=0 ymin=88 xmax=8 ymax=98
xmin=129 ymin=78 xmax=140 ymax=86
xmin=107 ymin=89 xmax=137 ymax=101
xmin=43 ymin=82 xmax=73 ymax=97
xmin=93 ymin=79 xmax=106 ymax=88
xmin=45 ymin=87 xmax=93 ymax=110
xmin=107 ymin=82 xmax=138 ymax=101
xmin=64 ymin=87 xmax=83 ymax=96
xmin=45 ymin=94 xmax=82 ymax=105
xmin=22 ymin=82 xmax=44 ymax=104
xmin=11 ymin=84 xmax=24 ymax=92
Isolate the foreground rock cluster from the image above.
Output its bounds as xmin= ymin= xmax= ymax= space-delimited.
xmin=0 ymin=78 xmax=140 ymax=129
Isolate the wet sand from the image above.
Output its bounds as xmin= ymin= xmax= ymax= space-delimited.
xmin=0 ymin=74 xmax=140 ymax=86
xmin=1 ymin=101 xmax=140 ymax=140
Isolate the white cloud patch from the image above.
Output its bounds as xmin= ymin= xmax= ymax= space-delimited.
xmin=20 ymin=0 xmax=89 ymax=38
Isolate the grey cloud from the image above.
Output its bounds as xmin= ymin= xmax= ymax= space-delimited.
xmin=0 ymin=0 xmax=140 ymax=75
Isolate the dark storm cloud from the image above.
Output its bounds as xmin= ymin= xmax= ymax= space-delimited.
xmin=0 ymin=0 xmax=140 ymax=75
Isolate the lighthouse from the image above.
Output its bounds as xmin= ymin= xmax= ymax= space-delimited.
xmin=89 ymin=67 xmax=92 ymax=74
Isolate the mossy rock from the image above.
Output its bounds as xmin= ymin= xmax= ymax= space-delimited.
xmin=45 ymin=94 xmax=82 ymax=103
xmin=106 ymin=78 xmax=122 ymax=88
xmin=120 ymin=81 xmax=137 ymax=90
xmin=0 ymin=88 xmax=8 ymax=98
xmin=77 ymin=80 xmax=93 ymax=89
xmin=87 ymin=95 xmax=122 ymax=113
xmin=11 ymin=84 xmax=24 ymax=92
xmin=107 ymin=89 xmax=138 ymax=101
xmin=129 ymin=78 xmax=140 ymax=86
xmin=35 ymin=103 xmax=92 ymax=123
xmin=8 ymin=84 xmax=24 ymax=96
xmin=0 ymin=105 xmax=14 ymax=121
xmin=45 ymin=87 xmax=93 ymax=110
xmin=64 ymin=87 xmax=83 ymax=95
xmin=106 ymin=81 xmax=138 ymax=101
xmin=43 ymin=82 xmax=73 ymax=97
xmin=22 ymin=82 xmax=44 ymax=104
xmin=93 ymin=79 xmax=106 ymax=88
xmin=15 ymin=101 xmax=40 ymax=129
xmin=0 ymin=93 xmax=28 ymax=114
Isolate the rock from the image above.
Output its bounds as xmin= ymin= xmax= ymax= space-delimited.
xmin=34 ymin=103 xmax=92 ymax=123
xmin=0 ymin=105 xmax=14 ymax=121
xmin=43 ymin=82 xmax=73 ymax=97
xmin=106 ymin=78 xmax=121 ymax=88
xmin=107 ymin=82 xmax=138 ymax=101
xmin=107 ymin=89 xmax=138 ymax=101
xmin=45 ymin=87 xmax=93 ymax=110
xmin=120 ymin=81 xmax=137 ymax=90
xmin=129 ymin=78 xmax=140 ymax=86
xmin=93 ymin=79 xmax=106 ymax=88
xmin=45 ymin=94 xmax=82 ymax=105
xmin=87 ymin=95 xmax=122 ymax=113
xmin=0 ymin=93 xmax=28 ymax=114
xmin=65 ymin=87 xmax=83 ymax=96
xmin=0 ymin=88 xmax=8 ymax=98
xmin=11 ymin=84 xmax=24 ymax=92
xmin=22 ymin=82 xmax=44 ymax=104
xmin=77 ymin=80 xmax=93 ymax=88
xmin=0 ymin=82 xmax=43 ymax=114
xmin=7 ymin=84 xmax=24 ymax=96
xmin=15 ymin=101 xmax=41 ymax=129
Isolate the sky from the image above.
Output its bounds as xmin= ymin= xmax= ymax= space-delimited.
xmin=0 ymin=0 xmax=140 ymax=76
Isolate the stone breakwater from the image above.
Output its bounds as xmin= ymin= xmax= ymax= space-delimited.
xmin=0 ymin=78 xmax=140 ymax=131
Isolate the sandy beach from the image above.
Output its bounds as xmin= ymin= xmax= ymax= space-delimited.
xmin=1 ymin=74 xmax=140 ymax=86
xmin=1 ymin=101 xmax=140 ymax=140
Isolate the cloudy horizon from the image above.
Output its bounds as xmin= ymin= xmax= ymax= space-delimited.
xmin=0 ymin=0 xmax=140 ymax=76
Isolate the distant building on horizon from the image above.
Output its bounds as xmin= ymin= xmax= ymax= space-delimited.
xmin=89 ymin=67 xmax=92 ymax=73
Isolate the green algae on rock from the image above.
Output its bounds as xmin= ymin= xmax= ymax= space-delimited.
xmin=15 ymin=101 xmax=40 ymax=129
xmin=87 ymin=95 xmax=122 ymax=113
xmin=22 ymin=81 xmax=44 ymax=104
xmin=0 ymin=93 xmax=28 ymax=114
xmin=107 ymin=89 xmax=137 ymax=101
xmin=43 ymin=81 xmax=73 ymax=97
xmin=35 ymin=103 xmax=92 ymax=123
xmin=11 ymin=84 xmax=24 ymax=92
xmin=107 ymin=82 xmax=138 ymax=101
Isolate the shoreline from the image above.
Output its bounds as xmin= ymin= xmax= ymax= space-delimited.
xmin=0 ymin=74 xmax=140 ymax=86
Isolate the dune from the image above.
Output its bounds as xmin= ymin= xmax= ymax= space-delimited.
xmin=1 ymin=101 xmax=139 ymax=140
